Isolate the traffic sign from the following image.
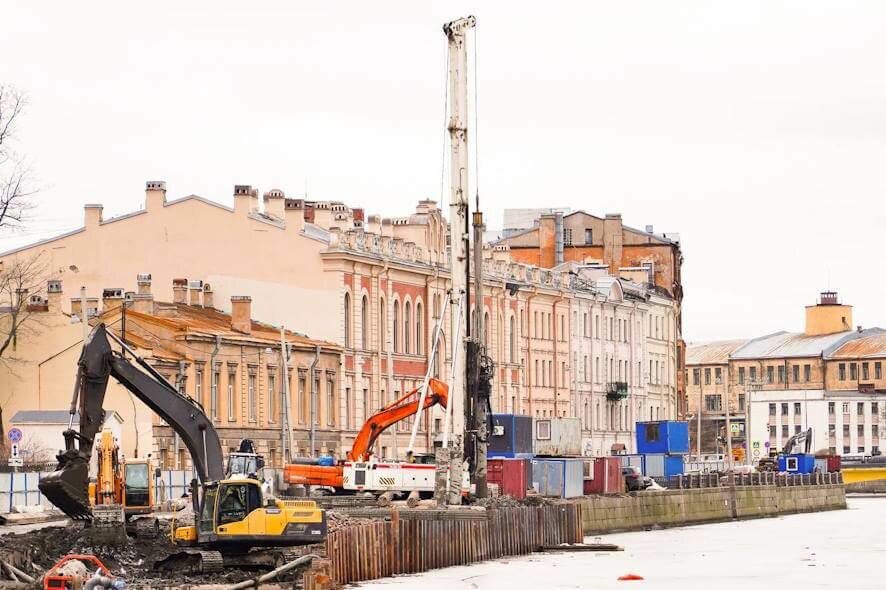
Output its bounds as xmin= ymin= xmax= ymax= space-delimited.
xmin=10 ymin=444 xmax=19 ymax=458
xmin=7 ymin=428 xmax=22 ymax=443
xmin=752 ymin=441 xmax=761 ymax=449
xmin=7 ymin=457 xmax=22 ymax=467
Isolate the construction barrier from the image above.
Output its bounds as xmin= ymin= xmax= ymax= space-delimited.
xmin=308 ymin=503 xmax=583 ymax=586
xmin=669 ymin=471 xmax=843 ymax=489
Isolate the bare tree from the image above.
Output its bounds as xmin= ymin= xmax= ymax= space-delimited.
xmin=0 ymin=254 xmax=48 ymax=362
xmin=0 ymin=84 xmax=35 ymax=229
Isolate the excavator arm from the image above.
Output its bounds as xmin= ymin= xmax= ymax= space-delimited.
xmin=347 ymin=378 xmax=448 ymax=461
xmin=40 ymin=323 xmax=225 ymax=519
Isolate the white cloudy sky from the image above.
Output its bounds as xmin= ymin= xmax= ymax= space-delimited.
xmin=2 ymin=2 xmax=884 ymax=341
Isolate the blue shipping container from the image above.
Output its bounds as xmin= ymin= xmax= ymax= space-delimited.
xmin=778 ymin=454 xmax=815 ymax=474
xmin=636 ymin=421 xmax=690 ymax=454
xmin=643 ymin=454 xmax=684 ymax=479
xmin=489 ymin=414 xmax=534 ymax=458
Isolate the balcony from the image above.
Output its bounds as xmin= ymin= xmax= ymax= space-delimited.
xmin=607 ymin=381 xmax=628 ymax=401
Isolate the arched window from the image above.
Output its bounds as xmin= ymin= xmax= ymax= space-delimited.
xmin=415 ymin=302 xmax=423 ymax=355
xmin=404 ymin=301 xmax=412 ymax=354
xmin=379 ymin=299 xmax=387 ymax=352
xmin=393 ymin=300 xmax=400 ymax=352
xmin=483 ymin=311 xmax=490 ymax=346
xmin=509 ymin=316 xmax=516 ymax=362
xmin=361 ymin=295 xmax=368 ymax=349
xmin=344 ymin=292 xmax=351 ymax=348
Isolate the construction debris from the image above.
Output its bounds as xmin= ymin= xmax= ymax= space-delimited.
xmin=540 ymin=543 xmax=624 ymax=552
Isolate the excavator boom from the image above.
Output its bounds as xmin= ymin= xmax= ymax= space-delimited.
xmin=40 ymin=324 xmax=225 ymax=520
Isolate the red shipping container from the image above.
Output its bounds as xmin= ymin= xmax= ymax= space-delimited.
xmin=827 ymin=455 xmax=841 ymax=472
xmin=584 ymin=457 xmax=624 ymax=495
xmin=488 ymin=458 xmax=530 ymax=499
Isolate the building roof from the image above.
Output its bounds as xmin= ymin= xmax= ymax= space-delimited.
xmin=11 ymin=410 xmax=123 ymax=424
xmin=731 ymin=330 xmax=859 ymax=360
xmin=117 ymin=302 xmax=340 ymax=351
xmin=828 ymin=332 xmax=886 ymax=359
xmin=685 ymin=339 xmax=749 ymax=365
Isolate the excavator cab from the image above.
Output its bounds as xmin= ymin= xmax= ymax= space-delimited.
xmin=123 ymin=460 xmax=152 ymax=513
xmin=174 ymin=479 xmax=326 ymax=546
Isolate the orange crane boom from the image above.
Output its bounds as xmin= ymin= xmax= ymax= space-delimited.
xmin=283 ymin=378 xmax=448 ymax=490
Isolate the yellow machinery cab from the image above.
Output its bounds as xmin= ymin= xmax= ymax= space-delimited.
xmin=174 ymin=479 xmax=326 ymax=547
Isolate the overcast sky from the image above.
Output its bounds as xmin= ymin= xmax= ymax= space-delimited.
xmin=2 ymin=2 xmax=884 ymax=341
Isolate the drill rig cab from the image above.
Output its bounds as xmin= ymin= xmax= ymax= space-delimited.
xmin=39 ymin=324 xmax=325 ymax=571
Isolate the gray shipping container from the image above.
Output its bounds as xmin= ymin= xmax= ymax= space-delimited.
xmin=533 ymin=417 xmax=582 ymax=456
xmin=532 ymin=458 xmax=584 ymax=498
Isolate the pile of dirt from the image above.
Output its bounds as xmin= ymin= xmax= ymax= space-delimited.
xmin=327 ymin=511 xmax=372 ymax=533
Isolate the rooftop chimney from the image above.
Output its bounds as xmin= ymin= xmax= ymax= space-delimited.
xmin=172 ymin=278 xmax=188 ymax=304
xmin=202 ymin=283 xmax=214 ymax=309
xmin=188 ymin=280 xmax=203 ymax=306
xmin=233 ymin=185 xmax=258 ymax=216
xmin=137 ymin=273 xmax=152 ymax=295
xmin=84 ymin=204 xmax=103 ymax=228
xmin=47 ymin=280 xmax=63 ymax=311
xmin=263 ymin=189 xmax=286 ymax=220
xmin=102 ymin=288 xmax=124 ymax=312
xmin=231 ymin=296 xmax=252 ymax=334
xmin=145 ymin=181 xmax=167 ymax=211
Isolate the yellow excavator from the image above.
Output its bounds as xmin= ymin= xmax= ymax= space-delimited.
xmin=40 ymin=324 xmax=326 ymax=572
xmin=88 ymin=430 xmax=159 ymax=539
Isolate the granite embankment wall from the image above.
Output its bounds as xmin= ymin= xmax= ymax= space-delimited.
xmin=845 ymin=479 xmax=886 ymax=493
xmin=577 ymin=484 xmax=846 ymax=534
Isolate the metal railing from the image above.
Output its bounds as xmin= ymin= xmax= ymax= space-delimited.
xmin=668 ymin=471 xmax=843 ymax=489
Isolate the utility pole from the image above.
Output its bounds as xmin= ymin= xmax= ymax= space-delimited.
xmin=472 ymin=208 xmax=488 ymax=498
xmin=280 ymin=328 xmax=296 ymax=463
xmin=442 ymin=15 xmax=476 ymax=506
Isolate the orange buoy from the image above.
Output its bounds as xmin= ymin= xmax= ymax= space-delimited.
xmin=618 ymin=574 xmax=645 ymax=581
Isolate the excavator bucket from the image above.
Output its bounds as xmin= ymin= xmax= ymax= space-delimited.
xmin=39 ymin=453 xmax=92 ymax=520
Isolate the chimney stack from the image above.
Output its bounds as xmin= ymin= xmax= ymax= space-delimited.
xmin=102 ymin=288 xmax=124 ymax=312
xmin=137 ymin=273 xmax=152 ymax=295
xmin=172 ymin=278 xmax=188 ymax=304
xmin=84 ymin=204 xmax=103 ymax=228
xmin=203 ymin=283 xmax=214 ymax=309
xmin=47 ymin=280 xmax=63 ymax=311
xmin=188 ymin=280 xmax=203 ymax=306
xmin=233 ymin=185 xmax=258 ymax=216
xmin=145 ymin=181 xmax=167 ymax=211
xmin=263 ymin=189 xmax=286 ymax=219
xmin=231 ymin=296 xmax=252 ymax=334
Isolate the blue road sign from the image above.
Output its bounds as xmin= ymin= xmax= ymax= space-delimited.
xmin=7 ymin=428 xmax=22 ymax=443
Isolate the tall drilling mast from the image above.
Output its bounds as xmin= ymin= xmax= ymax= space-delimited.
xmin=442 ymin=15 xmax=475 ymax=505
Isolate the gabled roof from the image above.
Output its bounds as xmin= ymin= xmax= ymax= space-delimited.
xmin=686 ymin=339 xmax=749 ymax=365
xmin=731 ymin=330 xmax=860 ymax=360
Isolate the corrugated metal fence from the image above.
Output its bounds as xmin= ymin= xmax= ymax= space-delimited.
xmin=308 ymin=504 xmax=583 ymax=587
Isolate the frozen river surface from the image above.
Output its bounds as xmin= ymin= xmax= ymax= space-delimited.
xmin=358 ymin=496 xmax=884 ymax=590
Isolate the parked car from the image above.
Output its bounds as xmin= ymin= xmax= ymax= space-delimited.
xmin=622 ymin=466 xmax=652 ymax=491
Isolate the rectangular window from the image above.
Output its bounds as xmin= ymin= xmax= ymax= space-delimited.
xmin=704 ymin=368 xmax=711 ymax=385
xmin=874 ymin=425 xmax=879 ymax=438
xmin=268 ymin=373 xmax=277 ymax=422
xmin=828 ymin=424 xmax=836 ymax=434
xmin=792 ymin=365 xmax=799 ymax=383
xmin=777 ymin=365 xmax=785 ymax=384
xmin=715 ymin=367 xmax=722 ymax=384
xmin=769 ymin=403 xmax=776 ymax=416
xmin=843 ymin=446 xmax=850 ymax=454
xmin=248 ymin=374 xmax=257 ymax=422
xmin=795 ymin=425 xmax=802 ymax=434
xmin=850 ymin=363 xmax=858 ymax=380
xmin=858 ymin=425 xmax=865 ymax=437
xmin=859 ymin=446 xmax=866 ymax=453
xmin=843 ymin=424 xmax=850 ymax=436
xmin=863 ymin=362 xmax=870 ymax=380
xmin=738 ymin=394 xmax=745 ymax=412
xmin=842 ymin=402 xmax=849 ymax=414
xmin=858 ymin=402 xmax=865 ymax=416
xmin=877 ymin=362 xmax=883 ymax=380
xmin=766 ymin=366 xmax=774 ymax=384
xmin=782 ymin=425 xmax=789 ymax=438
xmin=327 ymin=377 xmax=335 ymax=426
xmin=750 ymin=366 xmax=757 ymax=382
xmin=693 ymin=368 xmax=700 ymax=386
xmin=793 ymin=402 xmax=801 ymax=415
xmin=781 ymin=403 xmax=788 ymax=416
xmin=769 ymin=425 xmax=776 ymax=437
xmin=195 ymin=370 xmax=203 ymax=406
xmin=804 ymin=364 xmax=811 ymax=382
xmin=562 ymin=227 xmax=572 ymax=246
xmin=211 ymin=370 xmax=219 ymax=420
xmin=839 ymin=363 xmax=846 ymax=380
xmin=363 ymin=388 xmax=370 ymax=424
xmin=873 ymin=402 xmax=879 ymax=416
xmin=584 ymin=228 xmax=593 ymax=244
xmin=704 ymin=395 xmax=722 ymax=411
xmin=227 ymin=371 xmax=236 ymax=422
xmin=313 ymin=376 xmax=320 ymax=425
xmin=828 ymin=402 xmax=835 ymax=415
xmin=738 ymin=367 xmax=745 ymax=385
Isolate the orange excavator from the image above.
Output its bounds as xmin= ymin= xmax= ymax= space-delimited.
xmin=283 ymin=378 xmax=448 ymax=493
